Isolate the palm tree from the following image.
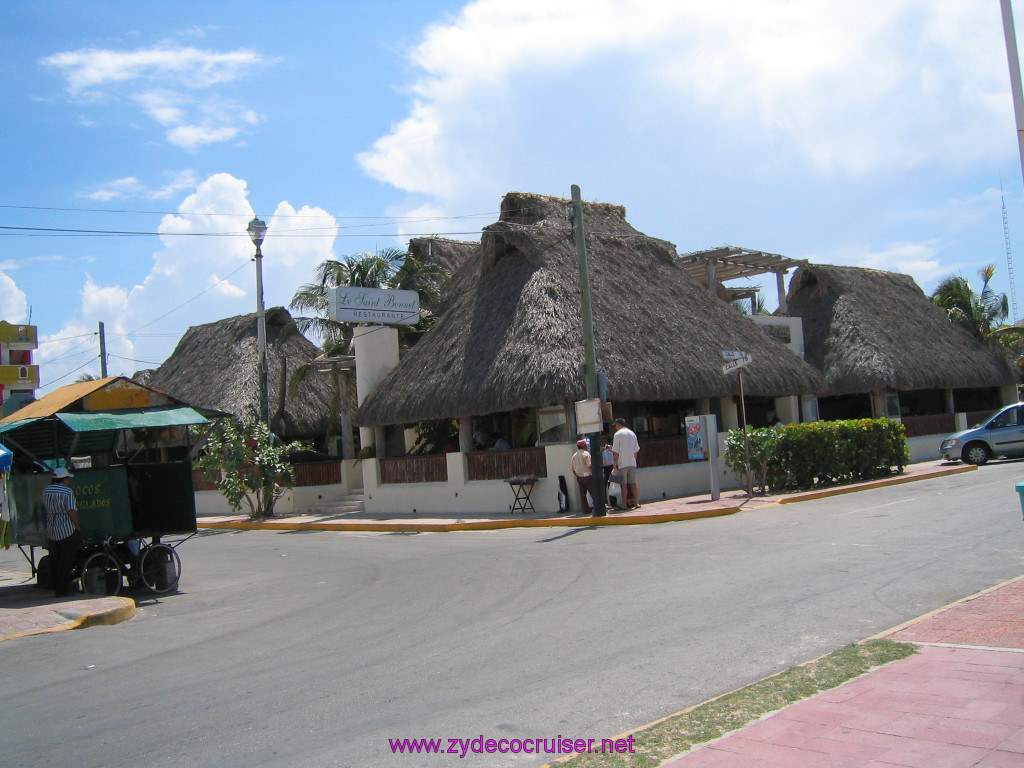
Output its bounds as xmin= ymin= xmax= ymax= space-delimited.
xmin=288 ymin=248 xmax=448 ymax=457
xmin=930 ymin=264 xmax=1009 ymax=340
xmin=290 ymin=247 xmax=445 ymax=355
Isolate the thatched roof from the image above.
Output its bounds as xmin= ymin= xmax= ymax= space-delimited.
xmin=408 ymin=237 xmax=479 ymax=315
xmin=786 ymin=264 xmax=1015 ymax=395
xmin=356 ymin=192 xmax=824 ymax=427
xmin=141 ymin=308 xmax=338 ymax=443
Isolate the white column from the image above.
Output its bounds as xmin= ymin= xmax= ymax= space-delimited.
xmin=870 ymin=391 xmax=887 ymax=419
xmin=458 ymin=417 xmax=473 ymax=453
xmin=354 ymin=324 xmax=400 ymax=452
xmin=1000 ymin=384 xmax=1020 ymax=406
xmin=774 ymin=395 xmax=799 ymax=424
xmin=776 ymin=271 xmax=788 ymax=315
xmin=800 ymin=394 xmax=820 ymax=423
xmin=719 ymin=396 xmax=740 ymax=431
xmin=943 ymin=389 xmax=955 ymax=414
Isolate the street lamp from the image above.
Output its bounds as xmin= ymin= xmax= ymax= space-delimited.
xmin=247 ymin=216 xmax=270 ymax=428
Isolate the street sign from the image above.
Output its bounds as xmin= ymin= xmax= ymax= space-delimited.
xmin=722 ymin=350 xmax=747 ymax=360
xmin=722 ymin=354 xmax=753 ymax=374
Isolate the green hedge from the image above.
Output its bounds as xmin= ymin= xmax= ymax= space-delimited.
xmin=725 ymin=418 xmax=909 ymax=494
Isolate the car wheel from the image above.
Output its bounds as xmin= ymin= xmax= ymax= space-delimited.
xmin=962 ymin=442 xmax=990 ymax=466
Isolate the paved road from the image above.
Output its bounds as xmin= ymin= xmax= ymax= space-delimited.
xmin=1 ymin=462 xmax=1022 ymax=768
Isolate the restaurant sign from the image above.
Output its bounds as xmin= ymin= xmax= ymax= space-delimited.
xmin=329 ymin=287 xmax=420 ymax=325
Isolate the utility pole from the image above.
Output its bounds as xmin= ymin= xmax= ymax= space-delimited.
xmin=570 ymin=184 xmax=606 ymax=516
xmin=98 ymin=321 xmax=108 ymax=377
xmin=247 ymin=217 xmax=270 ymax=428
xmin=1001 ymin=0 xmax=1024 ymax=191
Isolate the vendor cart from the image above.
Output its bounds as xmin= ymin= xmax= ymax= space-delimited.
xmin=0 ymin=377 xmax=216 ymax=595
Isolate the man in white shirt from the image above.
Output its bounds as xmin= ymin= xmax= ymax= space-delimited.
xmin=611 ymin=418 xmax=640 ymax=509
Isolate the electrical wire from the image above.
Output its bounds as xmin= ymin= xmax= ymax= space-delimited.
xmin=40 ymin=357 xmax=99 ymax=389
xmin=0 ymin=225 xmax=487 ymax=238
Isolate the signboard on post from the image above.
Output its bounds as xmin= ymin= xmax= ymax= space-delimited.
xmin=574 ymin=397 xmax=603 ymax=436
xmin=329 ymin=287 xmax=420 ymax=325
xmin=722 ymin=354 xmax=753 ymax=374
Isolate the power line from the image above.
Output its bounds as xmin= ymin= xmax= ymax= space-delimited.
xmin=0 ymin=225 xmax=487 ymax=238
xmin=0 ymin=202 xmax=500 ymax=221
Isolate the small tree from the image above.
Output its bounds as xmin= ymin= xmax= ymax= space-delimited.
xmin=723 ymin=425 xmax=786 ymax=495
xmin=196 ymin=419 xmax=305 ymax=520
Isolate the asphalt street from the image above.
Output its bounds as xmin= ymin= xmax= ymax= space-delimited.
xmin=1 ymin=461 xmax=1022 ymax=768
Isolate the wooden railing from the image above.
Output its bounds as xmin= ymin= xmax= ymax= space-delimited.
xmin=293 ymin=461 xmax=342 ymax=487
xmin=636 ymin=436 xmax=691 ymax=468
xmin=467 ymin=447 xmax=547 ymax=481
xmin=191 ymin=460 xmax=343 ymax=492
xmin=192 ymin=469 xmax=218 ymax=491
xmin=381 ymin=455 xmax=448 ymax=484
xmin=900 ymin=413 xmax=956 ymax=438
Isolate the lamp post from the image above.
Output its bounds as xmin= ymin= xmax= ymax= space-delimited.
xmin=247 ymin=216 xmax=270 ymax=428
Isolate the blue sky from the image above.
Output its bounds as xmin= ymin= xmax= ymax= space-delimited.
xmin=4 ymin=0 xmax=1024 ymax=394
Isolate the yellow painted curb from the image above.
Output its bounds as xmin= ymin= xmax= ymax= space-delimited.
xmin=776 ymin=463 xmax=976 ymax=504
xmin=197 ymin=506 xmax=742 ymax=533
xmin=69 ymin=597 xmax=137 ymax=629
xmin=195 ymin=463 xmax=973 ymax=534
xmin=0 ymin=596 xmax=136 ymax=642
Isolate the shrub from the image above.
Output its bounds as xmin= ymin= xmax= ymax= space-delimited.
xmin=196 ymin=419 xmax=307 ymax=520
xmin=723 ymin=425 xmax=786 ymax=494
xmin=725 ymin=418 xmax=909 ymax=493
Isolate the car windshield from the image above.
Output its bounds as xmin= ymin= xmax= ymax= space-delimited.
xmin=989 ymin=408 xmax=1021 ymax=429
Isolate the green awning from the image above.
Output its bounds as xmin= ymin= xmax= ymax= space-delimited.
xmin=0 ymin=406 xmax=210 ymax=460
xmin=56 ymin=406 xmax=208 ymax=432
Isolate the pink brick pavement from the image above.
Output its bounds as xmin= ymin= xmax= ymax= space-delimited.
xmin=661 ymin=578 xmax=1024 ymax=768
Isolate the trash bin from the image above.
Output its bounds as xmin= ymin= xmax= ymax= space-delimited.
xmin=1016 ymin=482 xmax=1024 ymax=521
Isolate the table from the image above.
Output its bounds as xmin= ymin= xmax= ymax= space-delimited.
xmin=507 ymin=475 xmax=538 ymax=514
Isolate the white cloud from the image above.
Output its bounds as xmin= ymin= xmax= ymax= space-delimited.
xmin=207 ymin=274 xmax=246 ymax=299
xmin=41 ymin=45 xmax=265 ymax=95
xmin=135 ymin=90 xmax=187 ymax=126
xmin=359 ymin=0 xmax=1012 ymax=212
xmin=41 ymin=43 xmax=271 ymax=149
xmin=86 ymin=177 xmax=144 ymax=201
xmin=811 ymin=241 xmax=948 ymax=287
xmin=0 ymin=272 xmax=28 ymax=323
xmin=167 ymin=123 xmax=239 ymax=150
xmin=30 ymin=173 xmax=338 ymax=389
xmin=82 ymin=278 xmax=131 ymax=321
xmin=86 ymin=170 xmax=198 ymax=201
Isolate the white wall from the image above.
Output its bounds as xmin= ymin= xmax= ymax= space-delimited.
xmin=361 ymin=436 xmax=747 ymax=516
xmin=195 ymin=459 xmax=362 ymax=517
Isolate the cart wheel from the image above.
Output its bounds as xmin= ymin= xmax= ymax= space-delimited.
xmin=139 ymin=543 xmax=180 ymax=594
xmin=35 ymin=555 xmax=53 ymax=590
xmin=80 ymin=551 xmax=123 ymax=596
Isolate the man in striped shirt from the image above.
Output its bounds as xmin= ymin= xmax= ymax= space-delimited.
xmin=44 ymin=467 xmax=80 ymax=597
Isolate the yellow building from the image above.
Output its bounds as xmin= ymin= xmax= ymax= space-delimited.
xmin=0 ymin=321 xmax=39 ymax=417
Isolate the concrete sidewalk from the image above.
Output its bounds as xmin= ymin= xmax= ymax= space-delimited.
xmin=659 ymin=577 xmax=1024 ymax=767
xmin=0 ymin=568 xmax=135 ymax=642
xmin=196 ymin=460 xmax=976 ymax=533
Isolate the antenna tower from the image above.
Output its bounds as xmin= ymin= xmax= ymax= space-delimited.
xmin=1004 ymin=192 xmax=1019 ymax=322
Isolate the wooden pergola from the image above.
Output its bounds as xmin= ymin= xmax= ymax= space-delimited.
xmin=678 ymin=246 xmax=807 ymax=314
